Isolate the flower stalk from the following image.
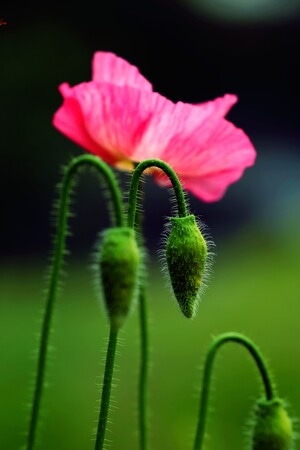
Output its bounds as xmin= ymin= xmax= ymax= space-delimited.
xmin=26 ymin=154 xmax=123 ymax=450
xmin=94 ymin=327 xmax=119 ymax=450
xmin=128 ymin=158 xmax=190 ymax=450
xmin=127 ymin=158 xmax=188 ymax=229
xmin=193 ymin=332 xmax=276 ymax=450
xmin=138 ymin=282 xmax=149 ymax=450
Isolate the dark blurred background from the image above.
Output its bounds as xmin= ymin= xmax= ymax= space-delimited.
xmin=0 ymin=1 xmax=300 ymax=449
xmin=1 ymin=0 xmax=300 ymax=258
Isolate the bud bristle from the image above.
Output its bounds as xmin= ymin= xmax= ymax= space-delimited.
xmin=166 ymin=215 xmax=208 ymax=318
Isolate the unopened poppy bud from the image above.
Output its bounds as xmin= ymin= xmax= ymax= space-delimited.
xmin=251 ymin=398 xmax=293 ymax=450
xmin=166 ymin=214 xmax=208 ymax=318
xmin=99 ymin=227 xmax=140 ymax=330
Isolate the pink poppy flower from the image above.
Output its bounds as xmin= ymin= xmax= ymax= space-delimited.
xmin=53 ymin=52 xmax=256 ymax=202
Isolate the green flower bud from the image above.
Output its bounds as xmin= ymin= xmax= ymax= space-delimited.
xmin=251 ymin=398 xmax=293 ymax=450
xmin=166 ymin=215 xmax=208 ymax=318
xmin=99 ymin=227 xmax=140 ymax=330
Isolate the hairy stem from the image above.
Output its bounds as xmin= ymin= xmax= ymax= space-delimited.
xmin=127 ymin=159 xmax=188 ymax=229
xmin=193 ymin=332 xmax=276 ymax=450
xmin=94 ymin=327 xmax=119 ymax=450
xmin=138 ymin=283 xmax=149 ymax=450
xmin=26 ymin=155 xmax=123 ymax=450
xmin=127 ymin=159 xmax=189 ymax=450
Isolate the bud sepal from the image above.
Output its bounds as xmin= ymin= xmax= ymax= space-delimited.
xmin=99 ymin=227 xmax=140 ymax=330
xmin=165 ymin=214 xmax=210 ymax=318
xmin=250 ymin=398 xmax=294 ymax=450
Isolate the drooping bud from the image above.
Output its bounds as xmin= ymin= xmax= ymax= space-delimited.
xmin=99 ymin=227 xmax=140 ymax=330
xmin=166 ymin=214 xmax=208 ymax=318
xmin=251 ymin=398 xmax=293 ymax=450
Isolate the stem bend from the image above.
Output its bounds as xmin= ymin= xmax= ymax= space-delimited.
xmin=193 ymin=332 xmax=276 ymax=450
xmin=26 ymin=154 xmax=124 ymax=450
xmin=127 ymin=159 xmax=188 ymax=450
xmin=127 ymin=159 xmax=188 ymax=228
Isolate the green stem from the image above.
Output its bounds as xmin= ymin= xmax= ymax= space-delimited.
xmin=127 ymin=159 xmax=189 ymax=450
xmin=95 ymin=327 xmax=119 ymax=450
xmin=127 ymin=159 xmax=188 ymax=229
xmin=26 ymin=155 xmax=124 ymax=450
xmin=134 ymin=177 xmax=150 ymax=450
xmin=138 ymin=283 xmax=149 ymax=450
xmin=193 ymin=332 xmax=276 ymax=450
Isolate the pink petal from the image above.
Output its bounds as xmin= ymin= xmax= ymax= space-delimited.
xmin=155 ymin=120 xmax=256 ymax=201
xmin=92 ymin=52 xmax=152 ymax=92
xmin=55 ymin=81 xmax=170 ymax=166
xmin=53 ymin=48 xmax=256 ymax=204
xmin=155 ymin=118 xmax=256 ymax=201
xmin=131 ymin=94 xmax=238 ymax=161
xmin=138 ymin=94 xmax=256 ymax=201
xmin=181 ymin=169 xmax=247 ymax=202
xmin=195 ymin=93 xmax=238 ymax=116
xmin=161 ymin=119 xmax=256 ymax=176
xmin=154 ymin=163 xmax=251 ymax=202
xmin=155 ymin=121 xmax=256 ymax=201
xmin=53 ymin=83 xmax=118 ymax=164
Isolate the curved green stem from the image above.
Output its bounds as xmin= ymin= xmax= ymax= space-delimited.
xmin=127 ymin=159 xmax=188 ymax=229
xmin=193 ymin=332 xmax=276 ymax=450
xmin=26 ymin=155 xmax=124 ymax=450
xmin=95 ymin=327 xmax=119 ymax=450
xmin=127 ymin=159 xmax=189 ymax=450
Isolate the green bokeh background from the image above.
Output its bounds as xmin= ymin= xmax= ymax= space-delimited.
xmin=1 ymin=225 xmax=299 ymax=449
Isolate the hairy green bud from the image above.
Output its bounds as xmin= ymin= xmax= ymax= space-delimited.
xmin=251 ymin=398 xmax=293 ymax=450
xmin=99 ymin=227 xmax=140 ymax=330
xmin=166 ymin=214 xmax=208 ymax=318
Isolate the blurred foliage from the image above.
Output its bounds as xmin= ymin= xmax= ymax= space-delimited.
xmin=0 ymin=224 xmax=299 ymax=449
